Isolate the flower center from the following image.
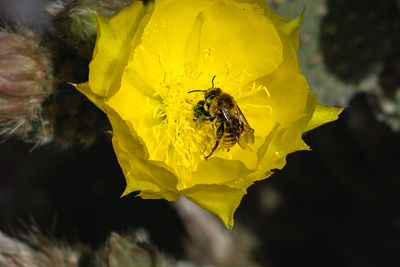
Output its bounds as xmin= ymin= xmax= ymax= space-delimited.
xmin=152 ymin=78 xmax=215 ymax=175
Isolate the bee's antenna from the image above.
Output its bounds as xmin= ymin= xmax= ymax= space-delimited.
xmin=188 ymin=89 xmax=206 ymax=94
xmin=188 ymin=76 xmax=216 ymax=93
xmin=211 ymin=75 xmax=216 ymax=88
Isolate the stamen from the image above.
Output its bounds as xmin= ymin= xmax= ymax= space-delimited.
xmin=151 ymin=77 xmax=214 ymax=172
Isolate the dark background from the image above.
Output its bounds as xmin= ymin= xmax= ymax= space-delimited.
xmin=1 ymin=0 xmax=400 ymax=266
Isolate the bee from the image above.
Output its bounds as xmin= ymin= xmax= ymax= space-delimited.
xmin=188 ymin=76 xmax=255 ymax=159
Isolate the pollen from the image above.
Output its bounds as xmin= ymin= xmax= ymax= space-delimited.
xmin=151 ymin=78 xmax=214 ymax=174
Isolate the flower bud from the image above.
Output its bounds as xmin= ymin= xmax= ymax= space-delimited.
xmin=95 ymin=232 xmax=173 ymax=267
xmin=0 ymin=29 xmax=54 ymax=145
xmin=51 ymin=0 xmax=132 ymax=57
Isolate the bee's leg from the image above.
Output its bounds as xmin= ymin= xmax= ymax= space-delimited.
xmin=205 ymin=123 xmax=224 ymax=160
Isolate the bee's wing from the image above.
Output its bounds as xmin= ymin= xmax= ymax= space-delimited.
xmin=236 ymin=106 xmax=255 ymax=149
xmin=220 ymin=105 xmax=255 ymax=149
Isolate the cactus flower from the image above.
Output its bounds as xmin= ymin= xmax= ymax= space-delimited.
xmin=74 ymin=0 xmax=342 ymax=227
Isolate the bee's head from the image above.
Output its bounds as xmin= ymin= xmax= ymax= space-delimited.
xmin=205 ymin=88 xmax=222 ymax=100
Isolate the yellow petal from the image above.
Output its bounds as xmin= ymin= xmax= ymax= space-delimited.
xmin=105 ymin=68 xmax=166 ymax=162
xmin=181 ymin=157 xmax=252 ymax=190
xmin=274 ymin=11 xmax=304 ymax=52
xmin=304 ymin=104 xmax=343 ymax=132
xmin=235 ymin=0 xmax=269 ymax=9
xmin=105 ymin=107 xmax=179 ymax=200
xmin=250 ymin=92 xmax=316 ymax=182
xmin=256 ymin=31 xmax=308 ymax=125
xmin=131 ymin=0 xmax=283 ymax=90
xmin=182 ymin=184 xmax=246 ymax=229
xmin=250 ymin=124 xmax=305 ymax=182
xmin=194 ymin=0 xmax=283 ymax=86
xmin=225 ymin=1 xmax=304 ymax=52
xmin=130 ymin=0 xmax=211 ymax=89
xmin=89 ymin=2 xmax=147 ymax=97
xmin=257 ymin=1 xmax=304 ymax=51
xmin=72 ymin=82 xmax=107 ymax=111
xmin=139 ymin=190 xmax=179 ymax=201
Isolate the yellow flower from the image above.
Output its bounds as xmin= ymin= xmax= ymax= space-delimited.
xmin=74 ymin=0 xmax=342 ymax=228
